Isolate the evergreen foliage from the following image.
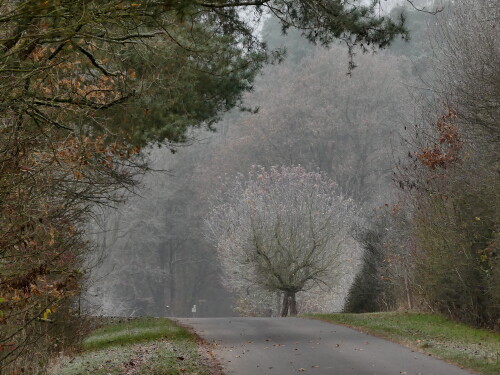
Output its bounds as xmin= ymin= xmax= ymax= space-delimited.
xmin=344 ymin=216 xmax=391 ymax=313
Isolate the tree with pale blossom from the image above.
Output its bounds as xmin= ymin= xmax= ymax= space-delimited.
xmin=205 ymin=165 xmax=357 ymax=316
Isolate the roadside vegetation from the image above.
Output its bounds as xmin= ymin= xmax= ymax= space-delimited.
xmin=49 ymin=317 xmax=213 ymax=375
xmin=343 ymin=0 xmax=499 ymax=331
xmin=1 ymin=0 xmax=497 ymax=373
xmin=0 ymin=1 xmax=408 ymax=373
xmin=308 ymin=312 xmax=500 ymax=375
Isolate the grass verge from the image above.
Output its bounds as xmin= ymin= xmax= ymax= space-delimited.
xmin=49 ymin=317 xmax=215 ymax=375
xmin=306 ymin=312 xmax=500 ymax=375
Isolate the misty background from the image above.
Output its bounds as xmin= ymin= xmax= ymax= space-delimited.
xmin=83 ymin=2 xmax=434 ymax=317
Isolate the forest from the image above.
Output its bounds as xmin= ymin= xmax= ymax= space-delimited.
xmin=0 ymin=0 xmax=498 ymax=374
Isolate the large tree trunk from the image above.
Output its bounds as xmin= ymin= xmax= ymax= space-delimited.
xmin=289 ymin=291 xmax=297 ymax=316
xmin=281 ymin=291 xmax=289 ymax=317
xmin=276 ymin=291 xmax=282 ymax=317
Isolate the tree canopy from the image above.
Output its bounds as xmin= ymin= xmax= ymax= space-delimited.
xmin=0 ymin=1 xmax=408 ymax=145
xmin=205 ymin=166 xmax=357 ymax=316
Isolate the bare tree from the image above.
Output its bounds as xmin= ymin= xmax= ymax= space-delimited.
xmin=205 ymin=165 xmax=357 ymax=316
xmin=429 ymin=0 xmax=499 ymax=142
xmin=392 ymin=0 xmax=500 ymax=326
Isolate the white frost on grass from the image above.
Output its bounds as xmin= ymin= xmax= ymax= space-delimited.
xmin=50 ymin=341 xmax=174 ymax=375
xmin=83 ymin=326 xmax=177 ymax=347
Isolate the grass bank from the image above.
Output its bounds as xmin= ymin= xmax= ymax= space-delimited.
xmin=49 ymin=317 xmax=215 ymax=375
xmin=307 ymin=312 xmax=500 ymax=375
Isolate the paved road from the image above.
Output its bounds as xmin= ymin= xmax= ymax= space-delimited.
xmin=176 ymin=317 xmax=473 ymax=375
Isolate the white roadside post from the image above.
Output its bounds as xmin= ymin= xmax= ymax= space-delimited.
xmin=191 ymin=304 xmax=197 ymax=318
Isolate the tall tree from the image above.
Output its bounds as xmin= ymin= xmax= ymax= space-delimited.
xmin=205 ymin=166 xmax=357 ymax=316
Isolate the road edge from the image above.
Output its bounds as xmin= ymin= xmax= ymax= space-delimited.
xmin=172 ymin=318 xmax=226 ymax=375
xmin=302 ymin=315 xmax=480 ymax=375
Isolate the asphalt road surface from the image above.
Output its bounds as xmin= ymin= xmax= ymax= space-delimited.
xmin=176 ymin=317 xmax=473 ymax=375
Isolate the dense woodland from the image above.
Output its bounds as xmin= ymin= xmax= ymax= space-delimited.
xmin=85 ymin=2 xmax=424 ymax=318
xmin=0 ymin=0 xmax=498 ymax=374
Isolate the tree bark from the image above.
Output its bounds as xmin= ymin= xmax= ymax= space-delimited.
xmin=281 ymin=291 xmax=289 ymax=317
xmin=289 ymin=291 xmax=297 ymax=316
xmin=276 ymin=291 xmax=282 ymax=317
xmin=404 ymin=272 xmax=412 ymax=310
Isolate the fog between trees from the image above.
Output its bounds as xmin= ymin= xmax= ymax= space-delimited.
xmin=85 ymin=6 xmax=425 ymax=317
xmin=85 ymin=0 xmax=499 ymax=326
xmin=9 ymin=1 xmax=498 ymax=373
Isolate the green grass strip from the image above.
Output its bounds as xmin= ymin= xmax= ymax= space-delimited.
xmin=306 ymin=312 xmax=500 ymax=375
xmin=51 ymin=317 xmax=212 ymax=375
xmin=82 ymin=317 xmax=190 ymax=351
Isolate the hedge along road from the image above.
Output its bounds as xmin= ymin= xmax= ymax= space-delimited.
xmin=176 ymin=317 xmax=474 ymax=375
